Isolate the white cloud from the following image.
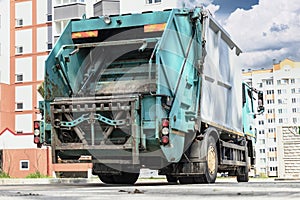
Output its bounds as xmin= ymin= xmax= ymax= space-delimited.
xmin=222 ymin=0 xmax=300 ymax=69
xmin=205 ymin=4 xmax=220 ymax=18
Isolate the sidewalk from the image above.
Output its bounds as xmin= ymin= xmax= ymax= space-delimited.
xmin=0 ymin=177 xmax=280 ymax=185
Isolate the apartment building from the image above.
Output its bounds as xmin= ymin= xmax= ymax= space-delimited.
xmin=120 ymin=0 xmax=177 ymax=14
xmin=0 ymin=0 xmax=53 ymax=177
xmin=10 ymin=0 xmax=52 ymax=134
xmin=243 ymin=58 xmax=300 ymax=177
xmin=0 ymin=0 xmax=120 ymax=178
xmin=277 ymin=126 xmax=300 ymax=179
xmin=1 ymin=0 xmax=52 ymax=133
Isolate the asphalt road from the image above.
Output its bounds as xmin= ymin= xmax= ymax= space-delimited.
xmin=0 ymin=178 xmax=300 ymax=200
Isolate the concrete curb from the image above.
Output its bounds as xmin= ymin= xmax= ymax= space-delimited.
xmin=0 ymin=178 xmax=99 ymax=185
xmin=0 ymin=177 xmax=279 ymax=185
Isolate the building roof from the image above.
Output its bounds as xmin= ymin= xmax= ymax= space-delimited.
xmin=0 ymin=128 xmax=35 ymax=149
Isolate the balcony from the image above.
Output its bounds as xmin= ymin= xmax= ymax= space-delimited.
xmin=54 ymin=3 xmax=86 ymax=21
xmin=94 ymin=0 xmax=120 ymax=16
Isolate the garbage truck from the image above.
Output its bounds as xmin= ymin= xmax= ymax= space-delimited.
xmin=34 ymin=8 xmax=264 ymax=184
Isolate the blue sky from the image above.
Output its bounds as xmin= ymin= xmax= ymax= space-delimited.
xmin=213 ymin=0 xmax=258 ymax=20
xmin=205 ymin=0 xmax=300 ymax=69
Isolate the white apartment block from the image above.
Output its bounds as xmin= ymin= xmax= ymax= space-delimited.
xmin=0 ymin=1 xmax=10 ymax=84
xmin=120 ymin=0 xmax=177 ymax=14
xmin=243 ymin=58 xmax=300 ymax=177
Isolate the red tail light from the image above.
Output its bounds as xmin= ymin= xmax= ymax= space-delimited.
xmin=161 ymin=136 xmax=169 ymax=144
xmin=161 ymin=119 xmax=170 ymax=145
xmin=162 ymin=119 xmax=169 ymax=127
xmin=34 ymin=121 xmax=40 ymax=129
xmin=33 ymin=120 xmax=40 ymax=145
xmin=34 ymin=137 xmax=40 ymax=144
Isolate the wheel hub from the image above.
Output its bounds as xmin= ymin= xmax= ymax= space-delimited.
xmin=207 ymin=145 xmax=216 ymax=175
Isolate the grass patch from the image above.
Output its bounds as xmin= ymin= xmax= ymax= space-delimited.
xmin=25 ymin=171 xmax=49 ymax=178
xmin=0 ymin=172 xmax=10 ymax=178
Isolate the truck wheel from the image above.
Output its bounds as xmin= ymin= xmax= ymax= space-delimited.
xmin=113 ymin=172 xmax=139 ymax=184
xmin=166 ymin=175 xmax=178 ymax=183
xmin=98 ymin=174 xmax=115 ymax=184
xmin=202 ymin=135 xmax=218 ymax=183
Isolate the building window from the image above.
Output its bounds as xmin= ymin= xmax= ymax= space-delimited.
xmin=47 ymin=14 xmax=52 ymax=22
xmin=259 ymin=139 xmax=265 ymax=145
xmin=278 ymin=108 xmax=287 ymax=114
xmin=47 ymin=43 xmax=52 ymax=50
xmin=146 ymin=0 xmax=161 ymax=4
xmin=269 ymin=147 xmax=277 ymax=152
xmin=268 ymin=118 xmax=275 ymax=123
xmin=16 ymin=74 xmax=23 ymax=82
xmin=277 ymin=89 xmax=286 ymax=94
xmin=267 ymin=109 xmax=274 ymax=114
xmin=277 ymin=79 xmax=288 ymax=85
xmin=260 ymin=158 xmax=266 ymax=163
xmin=259 ymin=149 xmax=265 ymax=153
xmin=258 ymin=83 xmax=262 ymax=88
xmin=266 ymin=80 xmax=273 ymax=85
xmin=267 ymin=90 xmax=274 ymax=95
xmin=291 ymin=88 xmax=295 ymax=93
xmin=16 ymin=18 xmax=23 ymax=27
xmin=269 ymin=157 xmax=277 ymax=162
xmin=291 ymin=78 xmax=295 ymax=84
xmin=267 ymin=99 xmax=274 ymax=104
xmin=20 ymin=160 xmax=29 ymax=170
xmin=269 ymin=167 xmax=278 ymax=171
xmin=268 ymin=128 xmax=276 ymax=133
xmin=16 ymin=102 xmax=23 ymax=110
xmin=259 ymin=130 xmax=265 ymax=135
xmin=16 ymin=46 xmax=23 ymax=54
xmin=278 ymin=118 xmax=288 ymax=124
xmin=293 ymin=118 xmax=298 ymax=124
xmin=292 ymin=98 xmax=296 ymax=103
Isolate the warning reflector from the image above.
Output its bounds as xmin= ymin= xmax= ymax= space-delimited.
xmin=72 ymin=30 xmax=98 ymax=39
xmin=144 ymin=23 xmax=166 ymax=33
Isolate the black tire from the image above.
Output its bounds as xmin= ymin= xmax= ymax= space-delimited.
xmin=166 ymin=175 xmax=178 ymax=183
xmin=112 ymin=172 xmax=139 ymax=184
xmin=202 ymin=134 xmax=218 ymax=183
xmin=98 ymin=174 xmax=115 ymax=184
